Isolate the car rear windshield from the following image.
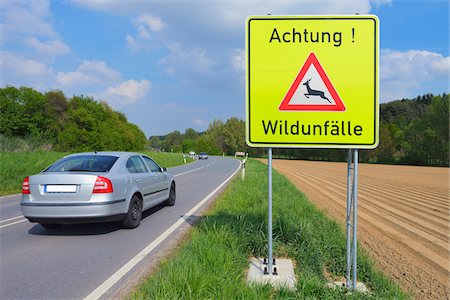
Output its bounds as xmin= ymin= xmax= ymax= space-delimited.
xmin=44 ymin=155 xmax=119 ymax=173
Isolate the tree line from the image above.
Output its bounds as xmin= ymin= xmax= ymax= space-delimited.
xmin=148 ymin=117 xmax=246 ymax=156
xmin=150 ymin=93 xmax=449 ymax=167
xmin=1 ymin=85 xmax=447 ymax=166
xmin=0 ymin=86 xmax=146 ymax=152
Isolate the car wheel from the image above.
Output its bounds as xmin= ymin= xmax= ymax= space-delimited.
xmin=40 ymin=223 xmax=62 ymax=229
xmin=122 ymin=195 xmax=142 ymax=229
xmin=166 ymin=182 xmax=176 ymax=206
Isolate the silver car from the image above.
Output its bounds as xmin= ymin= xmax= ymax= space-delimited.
xmin=198 ymin=152 xmax=208 ymax=160
xmin=21 ymin=152 xmax=176 ymax=229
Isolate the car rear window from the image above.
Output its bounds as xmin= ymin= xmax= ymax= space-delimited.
xmin=44 ymin=155 xmax=119 ymax=173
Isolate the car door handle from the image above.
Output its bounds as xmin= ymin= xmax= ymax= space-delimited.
xmin=136 ymin=178 xmax=142 ymax=183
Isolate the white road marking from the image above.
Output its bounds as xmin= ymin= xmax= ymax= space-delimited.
xmin=84 ymin=161 xmax=241 ymax=300
xmin=0 ymin=219 xmax=27 ymax=229
xmin=173 ymin=166 xmax=204 ymax=177
xmin=0 ymin=215 xmax=25 ymax=224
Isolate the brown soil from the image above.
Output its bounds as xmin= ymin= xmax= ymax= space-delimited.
xmin=262 ymin=159 xmax=449 ymax=299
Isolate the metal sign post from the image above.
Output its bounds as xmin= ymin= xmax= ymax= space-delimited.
xmin=346 ymin=149 xmax=359 ymax=289
xmin=246 ymin=16 xmax=377 ymax=290
xmin=267 ymin=147 xmax=273 ymax=275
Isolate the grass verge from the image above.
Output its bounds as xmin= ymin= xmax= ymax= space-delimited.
xmin=130 ymin=159 xmax=408 ymax=299
xmin=142 ymin=151 xmax=194 ymax=168
xmin=0 ymin=151 xmax=194 ymax=196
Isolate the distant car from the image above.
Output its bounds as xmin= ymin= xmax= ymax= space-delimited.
xmin=198 ymin=152 xmax=208 ymax=160
xmin=21 ymin=152 xmax=176 ymax=229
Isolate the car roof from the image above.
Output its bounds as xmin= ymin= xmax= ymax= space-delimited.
xmin=64 ymin=152 xmax=146 ymax=158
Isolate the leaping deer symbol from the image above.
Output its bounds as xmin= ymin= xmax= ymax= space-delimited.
xmin=303 ymin=79 xmax=331 ymax=103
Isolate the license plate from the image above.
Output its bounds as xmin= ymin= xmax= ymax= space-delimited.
xmin=45 ymin=185 xmax=77 ymax=193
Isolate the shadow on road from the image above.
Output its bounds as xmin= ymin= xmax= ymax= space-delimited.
xmin=28 ymin=202 xmax=168 ymax=236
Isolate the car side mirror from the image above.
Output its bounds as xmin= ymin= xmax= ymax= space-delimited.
xmin=162 ymin=167 xmax=167 ymax=172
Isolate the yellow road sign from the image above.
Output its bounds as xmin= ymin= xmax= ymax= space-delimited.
xmin=246 ymin=16 xmax=379 ymax=149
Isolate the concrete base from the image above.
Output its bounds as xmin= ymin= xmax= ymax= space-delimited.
xmin=326 ymin=281 xmax=369 ymax=293
xmin=247 ymin=257 xmax=296 ymax=290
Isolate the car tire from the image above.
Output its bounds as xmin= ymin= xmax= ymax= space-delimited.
xmin=122 ymin=195 xmax=142 ymax=229
xmin=40 ymin=223 xmax=62 ymax=229
xmin=166 ymin=182 xmax=176 ymax=206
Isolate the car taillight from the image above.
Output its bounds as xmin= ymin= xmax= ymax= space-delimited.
xmin=93 ymin=176 xmax=113 ymax=193
xmin=22 ymin=177 xmax=30 ymax=194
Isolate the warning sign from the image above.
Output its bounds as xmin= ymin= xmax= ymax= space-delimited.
xmin=246 ymin=15 xmax=379 ymax=149
xmin=279 ymin=52 xmax=346 ymax=111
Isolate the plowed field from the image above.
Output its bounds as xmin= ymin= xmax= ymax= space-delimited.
xmin=268 ymin=159 xmax=449 ymax=299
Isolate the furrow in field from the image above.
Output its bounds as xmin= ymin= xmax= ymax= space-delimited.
xmin=290 ymin=161 xmax=448 ymax=201
xmin=283 ymin=168 xmax=450 ymax=252
xmin=355 ymin=181 xmax=449 ymax=217
xmin=359 ymin=180 xmax=449 ymax=208
xmin=277 ymin=167 xmax=450 ymax=278
xmin=270 ymin=160 xmax=450 ymax=299
xmin=359 ymin=187 xmax=449 ymax=230
xmin=291 ymin=168 xmax=449 ymax=216
xmin=297 ymin=171 xmax=449 ymax=228
xmin=360 ymin=178 xmax=449 ymax=200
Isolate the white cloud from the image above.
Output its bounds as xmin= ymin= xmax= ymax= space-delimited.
xmin=24 ymin=37 xmax=70 ymax=58
xmin=125 ymin=34 xmax=140 ymax=51
xmin=192 ymin=118 xmax=207 ymax=126
xmin=160 ymin=43 xmax=216 ymax=75
xmin=0 ymin=51 xmax=55 ymax=89
xmin=71 ymin=1 xmax=374 ymax=23
xmin=125 ymin=13 xmax=166 ymax=51
xmin=71 ymin=0 xmax=387 ymax=94
xmin=57 ymin=60 xmax=121 ymax=87
xmin=102 ymin=79 xmax=151 ymax=105
xmin=380 ymin=49 xmax=449 ymax=101
xmin=0 ymin=0 xmax=58 ymax=41
xmin=369 ymin=0 xmax=392 ymax=9
xmin=134 ymin=14 xmax=166 ymax=34
xmin=231 ymin=49 xmax=245 ymax=72
xmin=0 ymin=51 xmax=152 ymax=108
xmin=1 ymin=1 xmax=71 ymax=66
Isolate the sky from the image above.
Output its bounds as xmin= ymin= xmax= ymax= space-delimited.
xmin=0 ymin=0 xmax=448 ymax=137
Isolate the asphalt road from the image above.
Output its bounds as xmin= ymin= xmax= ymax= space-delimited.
xmin=0 ymin=156 xmax=240 ymax=300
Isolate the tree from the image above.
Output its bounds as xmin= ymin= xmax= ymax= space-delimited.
xmin=0 ymin=86 xmax=27 ymax=136
xmin=184 ymin=128 xmax=199 ymax=140
xmin=204 ymin=119 xmax=225 ymax=154
xmin=161 ymin=131 xmax=183 ymax=152
xmin=223 ymin=117 xmax=245 ymax=154
xmin=148 ymin=136 xmax=162 ymax=149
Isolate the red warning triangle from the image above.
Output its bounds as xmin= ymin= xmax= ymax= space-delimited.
xmin=279 ymin=52 xmax=345 ymax=111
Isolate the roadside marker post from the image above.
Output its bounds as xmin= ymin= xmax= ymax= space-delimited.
xmin=245 ymin=15 xmax=379 ymax=291
xmin=242 ymin=158 xmax=247 ymax=180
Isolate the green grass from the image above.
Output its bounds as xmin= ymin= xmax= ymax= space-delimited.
xmin=130 ymin=159 xmax=409 ymax=299
xmin=142 ymin=151 xmax=194 ymax=168
xmin=0 ymin=151 xmax=194 ymax=196
xmin=0 ymin=151 xmax=68 ymax=196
